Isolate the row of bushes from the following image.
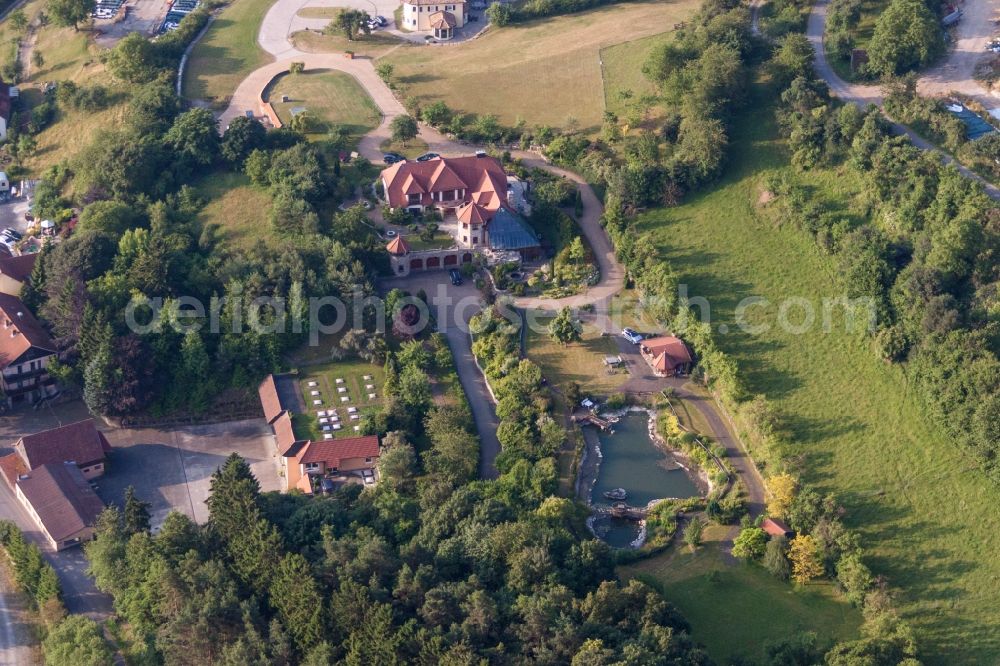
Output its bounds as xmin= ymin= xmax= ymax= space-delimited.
xmin=0 ymin=520 xmax=64 ymax=623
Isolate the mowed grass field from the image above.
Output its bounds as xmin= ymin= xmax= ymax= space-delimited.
xmin=183 ymin=0 xmax=275 ymax=106
xmin=291 ymin=30 xmax=403 ymax=58
xmin=600 ymin=31 xmax=671 ymax=116
xmin=294 ymin=358 xmax=384 ymax=441
xmin=382 ymin=0 xmax=698 ymax=130
xmin=267 ymin=69 xmax=381 ymax=140
xmin=525 ymin=315 xmax=628 ymax=396
xmin=194 ymin=171 xmax=274 ymax=249
xmin=621 ymin=526 xmax=863 ymax=663
xmin=631 ymin=82 xmax=1000 ymax=663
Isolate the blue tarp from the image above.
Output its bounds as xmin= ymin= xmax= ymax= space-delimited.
xmin=949 ymin=106 xmax=996 ymax=140
xmin=488 ymin=209 xmax=539 ymax=250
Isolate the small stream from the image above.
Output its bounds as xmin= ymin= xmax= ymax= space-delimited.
xmin=586 ymin=412 xmax=701 ymax=548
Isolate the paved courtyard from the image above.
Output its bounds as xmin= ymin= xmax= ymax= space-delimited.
xmin=0 ymin=399 xmax=281 ymax=617
xmin=101 ymin=418 xmax=281 ymax=528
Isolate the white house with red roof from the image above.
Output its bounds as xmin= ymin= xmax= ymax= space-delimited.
xmin=0 ymin=293 xmax=58 ymax=405
xmin=400 ymin=0 xmax=467 ymax=39
xmin=281 ymin=435 xmax=381 ymax=493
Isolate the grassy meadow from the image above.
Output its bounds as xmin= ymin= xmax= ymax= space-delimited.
xmin=600 ymin=31 xmax=672 ymax=117
xmin=525 ymin=315 xmax=628 ymax=397
xmin=194 ymin=171 xmax=274 ymax=249
xmin=630 ymin=81 xmax=1000 ymax=663
xmin=381 ymin=0 xmax=698 ymax=130
xmin=183 ymin=0 xmax=275 ymax=106
xmin=266 ymin=69 xmax=381 ymax=141
xmin=620 ymin=526 xmax=863 ymax=663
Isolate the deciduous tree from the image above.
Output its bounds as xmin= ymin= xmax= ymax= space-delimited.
xmin=789 ymin=534 xmax=824 ymax=584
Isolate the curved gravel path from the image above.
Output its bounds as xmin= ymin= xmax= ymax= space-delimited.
xmin=805 ymin=0 xmax=1000 ymax=199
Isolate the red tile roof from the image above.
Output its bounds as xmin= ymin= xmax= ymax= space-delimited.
xmin=380 ymin=155 xmax=508 ymax=213
xmin=761 ymin=517 xmax=793 ymax=537
xmin=273 ymin=411 xmax=303 ymax=456
xmin=0 ymin=452 xmax=26 ymax=487
xmin=258 ymin=374 xmax=284 ymax=424
xmin=15 ymin=419 xmax=109 ymax=470
xmin=299 ymin=435 xmax=379 ymax=466
xmin=0 ymin=254 xmax=36 ymax=284
xmin=641 ymin=336 xmax=692 ymax=373
xmin=457 ymin=201 xmax=488 ymax=226
xmin=0 ymin=294 xmax=55 ymax=370
xmin=16 ymin=462 xmax=104 ymax=542
xmin=386 ymin=236 xmax=411 ymax=255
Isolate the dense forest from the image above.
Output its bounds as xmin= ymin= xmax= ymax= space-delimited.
xmin=16 ymin=10 xmax=387 ymax=416
xmin=81 ymin=343 xmax=713 ymax=664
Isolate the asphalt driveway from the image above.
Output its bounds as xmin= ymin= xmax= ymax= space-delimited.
xmin=381 ymin=271 xmax=501 ymax=479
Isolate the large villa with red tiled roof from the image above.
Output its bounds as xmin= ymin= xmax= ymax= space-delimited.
xmin=379 ymin=155 xmax=540 ymax=268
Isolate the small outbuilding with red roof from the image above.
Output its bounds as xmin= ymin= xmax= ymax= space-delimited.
xmin=639 ymin=336 xmax=693 ymax=377
xmin=761 ymin=517 xmax=794 ymax=539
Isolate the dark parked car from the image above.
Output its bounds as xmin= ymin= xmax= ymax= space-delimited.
xmin=320 ymin=477 xmax=335 ymax=494
xmin=416 ymin=152 xmax=440 ymax=162
xmin=383 ymin=152 xmax=405 ymax=164
xmin=449 ymin=268 xmax=463 ymax=285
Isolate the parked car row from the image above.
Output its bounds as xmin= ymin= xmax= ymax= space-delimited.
xmin=383 ymin=151 xmax=441 ymax=165
xmin=160 ymin=0 xmax=200 ymax=32
xmin=988 ymin=38 xmax=1000 ymax=53
xmin=92 ymin=0 xmax=123 ymax=19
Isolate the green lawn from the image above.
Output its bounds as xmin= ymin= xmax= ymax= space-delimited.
xmin=632 ymin=81 xmax=1000 ymax=663
xmin=382 ymin=0 xmax=698 ymax=130
xmin=600 ymin=31 xmax=670 ymax=117
xmin=620 ymin=527 xmax=863 ymax=663
xmin=183 ymin=0 xmax=276 ymax=106
xmin=194 ymin=171 xmax=274 ymax=249
xmin=295 ymin=359 xmax=385 ymax=441
xmin=296 ymin=6 xmax=340 ymax=18
xmin=525 ymin=315 xmax=628 ymax=397
xmin=291 ymin=29 xmax=403 ymax=57
xmin=267 ymin=69 xmax=381 ymax=142
xmin=404 ymin=230 xmax=454 ymax=251
xmin=379 ymin=137 xmax=430 ymax=159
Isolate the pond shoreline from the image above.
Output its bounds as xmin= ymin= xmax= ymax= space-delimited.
xmin=576 ymin=406 xmax=711 ymax=508
xmin=578 ymin=407 xmax=710 ymax=549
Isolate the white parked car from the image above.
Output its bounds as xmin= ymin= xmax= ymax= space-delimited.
xmin=622 ymin=328 xmax=643 ymax=344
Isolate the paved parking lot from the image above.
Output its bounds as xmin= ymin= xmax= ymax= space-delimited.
xmin=101 ymin=418 xmax=281 ymax=527
xmin=94 ymin=0 xmax=173 ymax=47
xmin=0 ymin=399 xmax=281 ymax=615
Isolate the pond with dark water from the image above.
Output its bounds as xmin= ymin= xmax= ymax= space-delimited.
xmin=589 ymin=412 xmax=701 ymax=548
